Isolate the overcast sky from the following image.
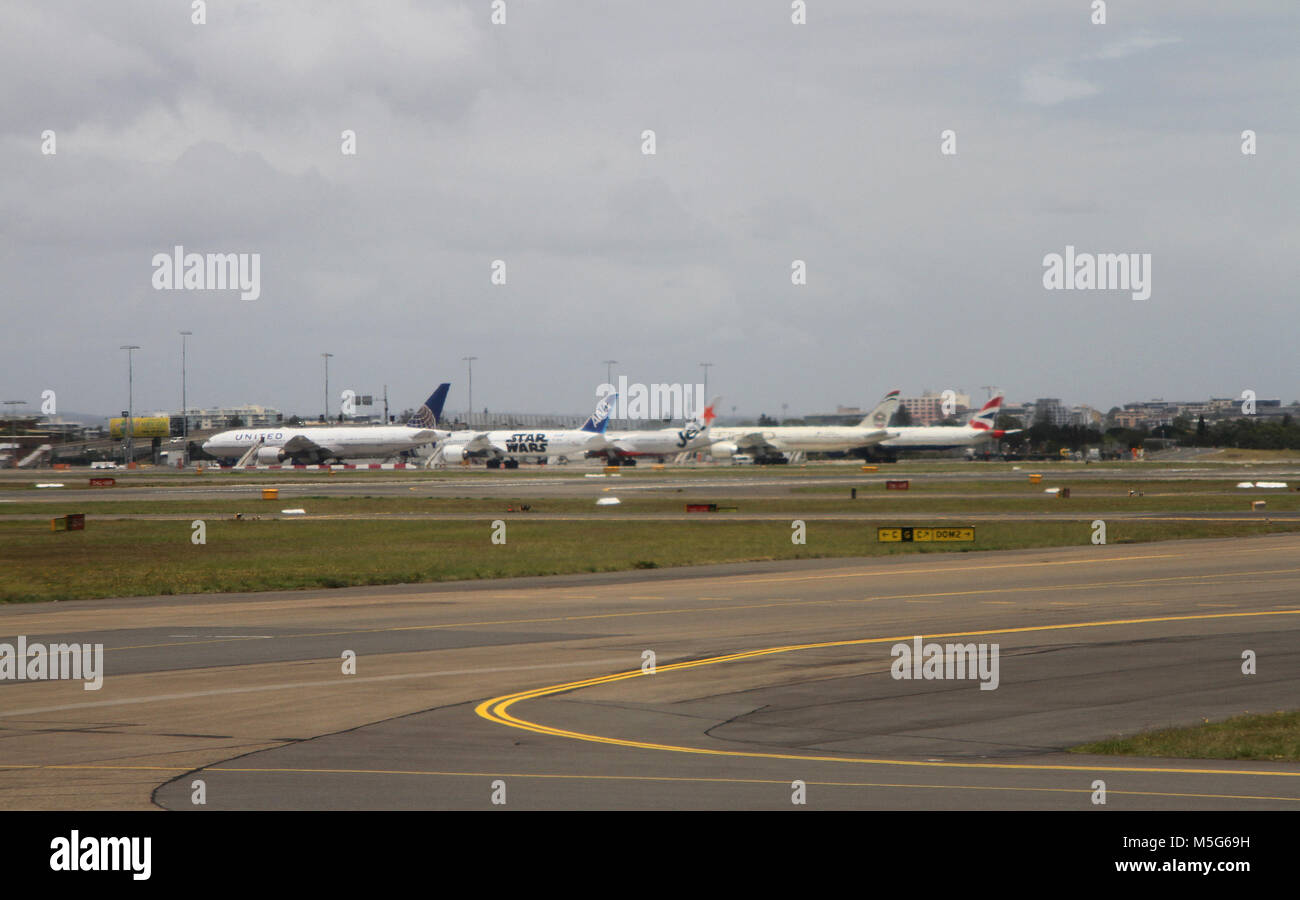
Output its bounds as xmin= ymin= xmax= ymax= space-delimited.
xmin=2 ymin=1 xmax=1297 ymax=421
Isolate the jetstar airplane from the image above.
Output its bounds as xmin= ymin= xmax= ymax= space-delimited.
xmin=202 ymin=384 xmax=451 ymax=466
xmin=435 ymin=393 xmax=617 ymax=469
xmin=707 ymin=390 xmax=900 ymax=463
xmin=598 ymin=396 xmax=720 ymax=464
xmin=875 ymin=392 xmax=1020 ymax=452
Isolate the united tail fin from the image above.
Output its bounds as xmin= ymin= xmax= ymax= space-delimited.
xmin=859 ymin=390 xmax=900 ymax=429
xmin=407 ymin=383 xmax=451 ymax=429
xmin=580 ymin=392 xmax=619 ymax=434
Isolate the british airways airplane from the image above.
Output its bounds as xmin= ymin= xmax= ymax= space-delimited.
xmin=201 ymin=384 xmax=451 ymax=466
xmin=876 ymin=392 xmax=1020 ymax=450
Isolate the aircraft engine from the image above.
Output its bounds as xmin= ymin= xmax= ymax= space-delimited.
xmin=256 ymin=447 xmax=287 ymax=464
xmin=441 ymin=445 xmax=465 ymax=463
xmin=709 ymin=441 xmax=739 ymax=459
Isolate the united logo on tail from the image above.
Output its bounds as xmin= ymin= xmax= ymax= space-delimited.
xmin=407 ymin=383 xmax=450 ymax=429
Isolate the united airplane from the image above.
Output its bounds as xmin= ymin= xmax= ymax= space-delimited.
xmin=202 ymin=384 xmax=451 ymax=466
xmin=436 ymin=393 xmax=617 ymax=468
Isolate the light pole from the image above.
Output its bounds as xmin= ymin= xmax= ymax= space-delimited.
xmin=700 ymin=362 xmax=713 ymax=403
xmin=120 ymin=345 xmax=140 ymax=465
xmin=462 ymin=356 xmax=477 ymax=426
xmin=322 ymin=353 xmax=333 ymax=423
xmin=603 ymin=359 xmax=618 ymax=387
xmin=180 ymin=331 xmax=192 ymax=464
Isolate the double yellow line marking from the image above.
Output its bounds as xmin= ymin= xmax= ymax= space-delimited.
xmin=477 ymin=609 xmax=1300 ymax=779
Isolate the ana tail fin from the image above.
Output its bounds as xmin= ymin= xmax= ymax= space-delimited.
xmin=580 ymin=392 xmax=618 ymax=433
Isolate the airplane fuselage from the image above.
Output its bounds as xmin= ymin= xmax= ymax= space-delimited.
xmin=709 ymin=425 xmax=890 ymax=454
xmin=877 ymin=426 xmax=998 ymax=450
xmin=606 ymin=424 xmax=712 ymax=456
xmin=202 ymin=426 xmax=442 ymax=461
xmin=442 ymin=429 xmax=609 ymax=460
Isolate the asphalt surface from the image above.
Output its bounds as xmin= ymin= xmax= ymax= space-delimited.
xmin=3 ymin=458 xmax=1298 ymax=505
xmin=1 ymin=534 xmax=1297 ymax=810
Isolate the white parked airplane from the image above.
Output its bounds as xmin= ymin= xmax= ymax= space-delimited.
xmin=708 ymin=391 xmax=900 ymax=462
xmin=598 ymin=396 xmax=720 ymax=464
xmin=202 ymin=384 xmax=451 ymax=466
xmin=436 ymin=393 xmax=618 ymax=469
xmin=875 ymin=392 xmax=1019 ymax=452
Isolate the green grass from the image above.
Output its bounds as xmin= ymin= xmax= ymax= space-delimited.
xmin=1072 ymin=711 xmax=1300 ymax=762
xmin=2 ymin=517 xmax=1298 ymax=604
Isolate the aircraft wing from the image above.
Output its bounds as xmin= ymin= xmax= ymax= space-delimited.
xmin=280 ymin=434 xmax=332 ymax=463
xmin=729 ymin=431 xmax=780 ymax=453
xmin=460 ymin=433 xmax=496 ymax=453
xmin=853 ymin=428 xmax=892 ymax=447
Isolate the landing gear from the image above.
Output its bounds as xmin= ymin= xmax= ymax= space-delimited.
xmin=503 ymin=459 xmax=520 ymax=469
xmin=486 ymin=459 xmax=502 ymax=469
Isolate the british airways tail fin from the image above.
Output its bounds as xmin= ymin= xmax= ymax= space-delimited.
xmin=859 ymin=390 xmax=900 ymax=429
xmin=580 ymin=392 xmax=618 ymax=433
xmin=407 ymin=383 xmax=450 ymax=428
xmin=968 ymin=392 xmax=1005 ymax=431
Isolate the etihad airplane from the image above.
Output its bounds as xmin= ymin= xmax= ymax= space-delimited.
xmin=436 ymin=393 xmax=617 ymax=468
xmin=599 ymin=396 xmax=720 ymax=464
xmin=707 ymin=390 xmax=900 ymax=462
xmin=875 ymin=392 xmax=1019 ymax=452
xmin=202 ymin=384 xmax=451 ymax=466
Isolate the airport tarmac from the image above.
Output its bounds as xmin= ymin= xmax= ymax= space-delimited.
xmin=2 ymin=461 xmax=1298 ymax=505
xmin=1 ymin=534 xmax=1296 ymax=810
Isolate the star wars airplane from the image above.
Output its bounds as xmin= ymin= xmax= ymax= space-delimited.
xmin=436 ymin=392 xmax=617 ymax=468
xmin=707 ymin=390 xmax=900 ymax=463
xmin=597 ymin=396 xmax=720 ymax=464
xmin=202 ymin=384 xmax=451 ymax=466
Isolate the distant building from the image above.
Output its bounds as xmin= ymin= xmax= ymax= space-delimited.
xmin=1069 ymin=405 xmax=1103 ymax=428
xmin=164 ymin=405 xmax=284 ymax=432
xmin=1033 ymin=398 xmax=1070 ymax=427
xmin=901 ymin=391 xmax=970 ymax=425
